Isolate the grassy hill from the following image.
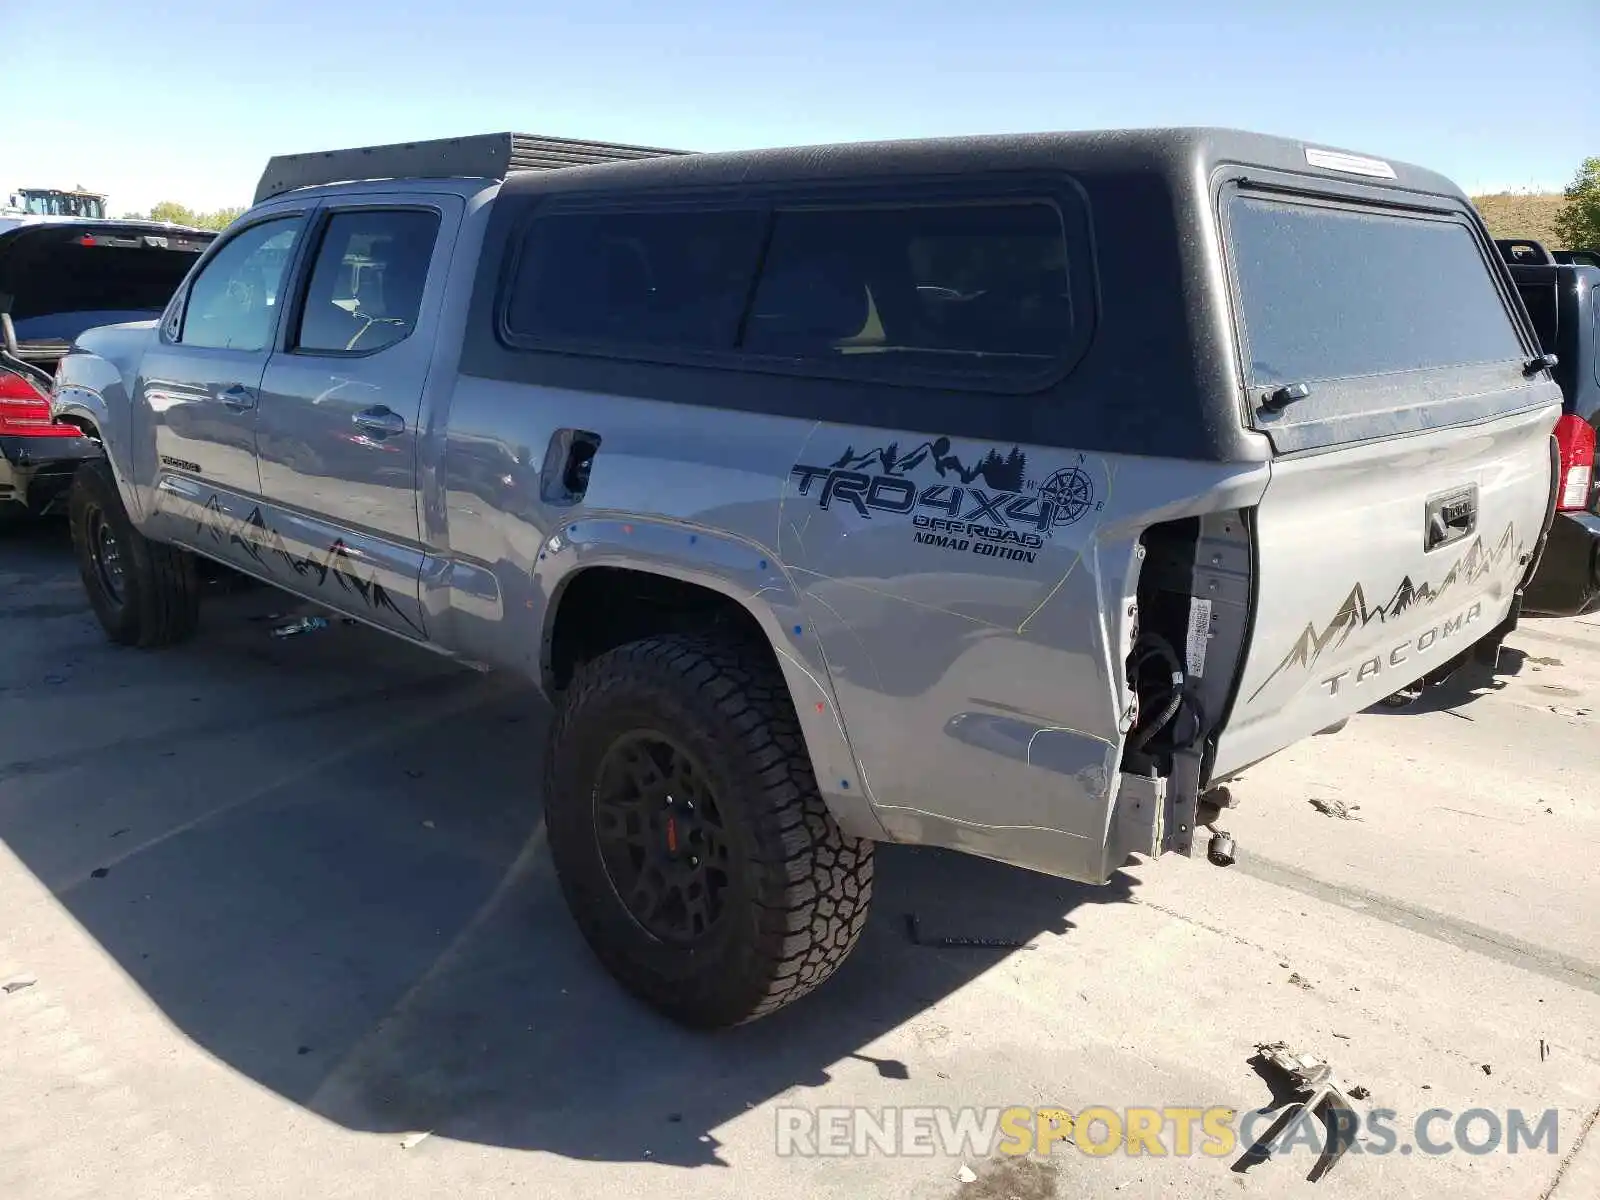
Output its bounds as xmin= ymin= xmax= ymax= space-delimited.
xmin=1471 ymin=192 xmax=1565 ymax=245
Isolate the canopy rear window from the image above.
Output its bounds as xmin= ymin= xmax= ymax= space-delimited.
xmin=1227 ymin=195 xmax=1524 ymax=387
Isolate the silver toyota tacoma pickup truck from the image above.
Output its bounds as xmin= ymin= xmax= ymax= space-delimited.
xmin=51 ymin=129 xmax=1561 ymax=1027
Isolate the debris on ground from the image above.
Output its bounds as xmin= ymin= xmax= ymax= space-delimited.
xmin=903 ymin=913 xmax=1030 ymax=950
xmin=89 ymin=867 xmax=109 ymax=879
xmin=1251 ymin=1042 xmax=1366 ymax=1182
xmin=947 ymin=1157 xmax=1059 ymax=1198
xmin=421 ymin=820 xmax=436 ymax=829
xmin=3 ymin=977 xmax=37 ymax=995
xmin=1308 ymin=798 xmax=1362 ymax=821
xmin=271 ymin=616 xmax=329 ymax=639
xmin=1287 ymin=973 xmax=1313 ymax=990
xmin=399 ymin=1131 xmax=432 ymax=1150
xmin=1540 ymin=1039 xmax=1548 ymax=1063
xmin=1482 ymin=1063 xmax=1492 ymax=1076
xmin=1347 ymin=1085 xmax=1371 ymax=1100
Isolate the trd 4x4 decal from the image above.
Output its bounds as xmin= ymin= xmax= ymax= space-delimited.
xmin=790 ymin=437 xmax=1103 ymax=567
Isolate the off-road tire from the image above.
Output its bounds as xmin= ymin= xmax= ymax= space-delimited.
xmin=545 ymin=633 xmax=874 ymax=1027
xmin=69 ymin=460 xmax=200 ymax=647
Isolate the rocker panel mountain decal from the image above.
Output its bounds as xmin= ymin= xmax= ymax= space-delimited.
xmin=197 ymin=496 xmax=425 ymax=637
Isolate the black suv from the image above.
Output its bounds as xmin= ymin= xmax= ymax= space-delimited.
xmin=1500 ymin=240 xmax=1600 ymax=616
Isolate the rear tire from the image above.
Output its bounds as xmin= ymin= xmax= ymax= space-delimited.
xmin=545 ymin=633 xmax=874 ymax=1027
xmin=69 ymin=460 xmax=200 ymax=647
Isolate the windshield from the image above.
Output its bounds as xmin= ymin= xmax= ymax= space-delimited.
xmin=15 ymin=190 xmax=107 ymax=219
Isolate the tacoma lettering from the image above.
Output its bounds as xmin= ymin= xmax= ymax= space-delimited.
xmin=1319 ymin=601 xmax=1486 ymax=695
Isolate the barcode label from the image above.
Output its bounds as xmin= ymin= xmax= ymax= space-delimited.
xmin=1186 ymin=599 xmax=1212 ymax=679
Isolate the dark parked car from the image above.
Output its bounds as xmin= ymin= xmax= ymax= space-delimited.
xmin=1499 ymin=240 xmax=1600 ymax=615
xmin=1 ymin=217 xmax=214 ymax=521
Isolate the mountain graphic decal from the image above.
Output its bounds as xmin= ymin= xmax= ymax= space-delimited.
xmin=830 ymin=437 xmax=1027 ymax=493
xmin=1247 ymin=523 xmax=1522 ymax=702
xmin=196 ymin=497 xmax=424 ymax=637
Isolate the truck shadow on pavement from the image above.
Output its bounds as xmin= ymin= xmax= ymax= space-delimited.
xmin=0 ymin=520 xmax=1139 ymax=1167
xmin=1362 ymin=648 xmax=1527 ymax=718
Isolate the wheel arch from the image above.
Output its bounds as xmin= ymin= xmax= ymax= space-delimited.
xmin=539 ymin=552 xmax=886 ymax=842
xmin=52 ymin=348 xmax=143 ymax=521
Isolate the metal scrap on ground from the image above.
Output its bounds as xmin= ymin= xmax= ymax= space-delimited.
xmin=1249 ymin=1041 xmax=1367 ymax=1183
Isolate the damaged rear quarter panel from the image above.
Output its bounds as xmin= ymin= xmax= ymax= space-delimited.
xmin=438 ymin=378 xmax=888 ymax=842
xmin=779 ymin=428 xmax=1269 ymax=884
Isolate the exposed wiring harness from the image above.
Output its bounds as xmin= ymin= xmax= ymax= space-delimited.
xmin=1128 ymin=632 xmax=1198 ymax=753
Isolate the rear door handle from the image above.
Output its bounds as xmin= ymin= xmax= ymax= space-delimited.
xmin=218 ymin=384 xmax=256 ymax=412
xmin=352 ymin=406 xmax=406 ymax=438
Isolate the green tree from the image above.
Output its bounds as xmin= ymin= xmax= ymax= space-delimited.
xmin=1553 ymin=158 xmax=1600 ymax=250
xmin=123 ymin=201 xmax=245 ymax=231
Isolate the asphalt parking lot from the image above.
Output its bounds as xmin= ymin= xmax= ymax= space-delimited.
xmin=3 ymin=518 xmax=1598 ymax=1200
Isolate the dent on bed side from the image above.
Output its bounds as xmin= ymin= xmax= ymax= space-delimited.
xmin=527 ymin=517 xmax=889 ymax=842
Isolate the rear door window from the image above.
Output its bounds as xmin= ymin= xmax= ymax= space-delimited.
xmin=744 ymin=201 xmax=1074 ymax=380
xmin=295 ymin=209 xmax=440 ymax=355
xmin=1228 ymin=196 xmax=1524 ymax=387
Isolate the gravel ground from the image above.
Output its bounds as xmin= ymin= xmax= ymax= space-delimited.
xmin=3 ymin=517 xmax=1598 ymax=1200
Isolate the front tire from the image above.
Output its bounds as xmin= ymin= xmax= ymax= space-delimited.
xmin=69 ymin=460 xmax=200 ymax=647
xmin=545 ymin=633 xmax=874 ymax=1027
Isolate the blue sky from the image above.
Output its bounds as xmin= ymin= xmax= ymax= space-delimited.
xmin=8 ymin=0 xmax=1595 ymax=214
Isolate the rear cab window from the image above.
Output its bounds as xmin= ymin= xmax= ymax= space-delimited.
xmin=743 ymin=201 xmax=1074 ymax=379
xmin=1223 ymin=189 xmax=1533 ymax=451
xmin=500 ymin=187 xmax=1090 ymax=391
xmin=506 ymin=209 xmax=767 ymax=350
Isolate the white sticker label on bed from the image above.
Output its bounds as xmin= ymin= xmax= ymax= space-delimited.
xmin=1186 ymin=599 xmax=1212 ymax=679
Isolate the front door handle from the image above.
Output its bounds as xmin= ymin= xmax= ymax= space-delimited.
xmin=218 ymin=384 xmax=256 ymax=412
xmin=352 ymin=406 xmax=406 ymax=438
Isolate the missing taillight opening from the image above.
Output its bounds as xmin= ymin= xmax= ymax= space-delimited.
xmin=0 ymin=370 xmax=81 ymax=438
xmin=1554 ymin=414 xmax=1596 ymax=513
